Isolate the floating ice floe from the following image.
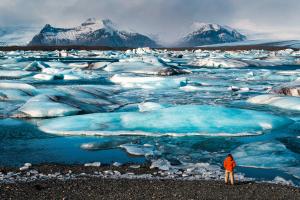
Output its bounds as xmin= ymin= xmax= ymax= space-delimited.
xmin=33 ymin=73 xmax=64 ymax=81
xmin=0 ymin=89 xmax=32 ymax=101
xmin=131 ymin=47 xmax=155 ymax=55
xmin=227 ymin=86 xmax=250 ymax=92
xmin=120 ymin=143 xmax=154 ymax=156
xmin=23 ymin=61 xmax=50 ymax=71
xmin=38 ymin=105 xmax=293 ymax=136
xmin=179 ymin=85 xmax=203 ymax=92
xmin=189 ymin=58 xmax=249 ymax=68
xmin=273 ymin=84 xmax=300 ymax=97
xmin=82 ymin=62 xmax=111 ymax=70
xmin=247 ymin=94 xmax=300 ymax=111
xmin=188 ymin=53 xmax=299 ymax=68
xmin=105 ymin=56 xmax=186 ymax=76
xmin=242 ymin=58 xmax=292 ymax=67
xmin=0 ymin=82 xmax=37 ymax=96
xmin=0 ymin=70 xmax=32 ymax=79
xmin=110 ymin=74 xmax=187 ymax=89
xmin=17 ymin=94 xmax=81 ymax=118
xmin=105 ymin=61 xmax=163 ymax=75
xmin=233 ymin=141 xmax=298 ymax=169
xmin=138 ymin=102 xmax=165 ymax=112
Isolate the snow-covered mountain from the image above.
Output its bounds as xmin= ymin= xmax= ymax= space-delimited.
xmin=178 ymin=23 xmax=246 ymax=47
xmin=29 ymin=18 xmax=159 ymax=47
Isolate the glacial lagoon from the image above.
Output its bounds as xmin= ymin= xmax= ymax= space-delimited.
xmin=1 ymin=48 xmax=300 ymax=185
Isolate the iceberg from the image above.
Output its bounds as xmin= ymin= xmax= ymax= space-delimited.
xmin=0 ymin=82 xmax=37 ymax=95
xmin=119 ymin=143 xmax=154 ymax=156
xmin=247 ymin=94 xmax=300 ymax=111
xmin=23 ymin=61 xmax=50 ymax=71
xmin=138 ymin=102 xmax=165 ymax=112
xmin=38 ymin=105 xmax=293 ymax=136
xmin=105 ymin=56 xmax=185 ymax=76
xmin=105 ymin=61 xmax=164 ymax=75
xmin=0 ymin=70 xmax=32 ymax=78
xmin=0 ymin=89 xmax=31 ymax=101
xmin=33 ymin=73 xmax=64 ymax=81
xmin=189 ymin=58 xmax=249 ymax=68
xmin=110 ymin=74 xmax=187 ymax=89
xmin=18 ymin=94 xmax=81 ymax=118
xmin=85 ymin=62 xmax=111 ymax=70
xmin=233 ymin=141 xmax=298 ymax=169
xmin=273 ymin=83 xmax=300 ymax=97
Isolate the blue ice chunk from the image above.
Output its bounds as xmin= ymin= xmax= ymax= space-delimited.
xmin=39 ymin=105 xmax=293 ymax=136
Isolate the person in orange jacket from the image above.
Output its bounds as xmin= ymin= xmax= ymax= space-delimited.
xmin=223 ymin=154 xmax=236 ymax=185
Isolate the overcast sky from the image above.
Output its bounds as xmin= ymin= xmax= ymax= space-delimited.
xmin=0 ymin=0 xmax=299 ymax=43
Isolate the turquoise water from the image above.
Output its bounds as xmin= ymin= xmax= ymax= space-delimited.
xmin=0 ymin=50 xmax=300 ymax=184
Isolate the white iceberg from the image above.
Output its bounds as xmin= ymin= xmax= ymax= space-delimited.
xmin=247 ymin=94 xmax=300 ymax=111
xmin=110 ymin=74 xmax=187 ymax=89
xmin=189 ymin=58 xmax=249 ymax=68
xmin=33 ymin=73 xmax=64 ymax=81
xmin=138 ymin=102 xmax=165 ymax=112
xmin=23 ymin=61 xmax=50 ymax=71
xmin=0 ymin=82 xmax=37 ymax=95
xmin=18 ymin=94 xmax=81 ymax=118
xmin=0 ymin=70 xmax=32 ymax=78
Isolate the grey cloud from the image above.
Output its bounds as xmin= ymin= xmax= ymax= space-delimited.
xmin=0 ymin=0 xmax=299 ymax=43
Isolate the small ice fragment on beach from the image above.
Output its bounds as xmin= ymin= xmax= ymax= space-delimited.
xmin=113 ymin=162 xmax=122 ymax=167
xmin=29 ymin=170 xmax=38 ymax=174
xmin=84 ymin=162 xmax=101 ymax=167
xmin=19 ymin=163 xmax=32 ymax=171
xmin=19 ymin=166 xmax=29 ymax=171
xmin=24 ymin=163 xmax=32 ymax=167
xmin=273 ymin=176 xmax=294 ymax=186
xmin=150 ymin=159 xmax=171 ymax=171
xmin=103 ymin=170 xmax=114 ymax=176
xmin=129 ymin=165 xmax=140 ymax=169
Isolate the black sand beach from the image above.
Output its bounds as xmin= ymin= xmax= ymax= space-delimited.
xmin=0 ymin=164 xmax=300 ymax=200
xmin=1 ymin=177 xmax=300 ymax=200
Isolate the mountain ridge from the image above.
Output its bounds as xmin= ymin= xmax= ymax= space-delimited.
xmin=29 ymin=18 xmax=159 ymax=48
xmin=177 ymin=23 xmax=247 ymax=47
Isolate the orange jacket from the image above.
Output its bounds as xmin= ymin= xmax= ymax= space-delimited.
xmin=223 ymin=156 xmax=236 ymax=172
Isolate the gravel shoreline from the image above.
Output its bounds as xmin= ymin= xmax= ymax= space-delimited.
xmin=1 ymin=164 xmax=300 ymax=199
xmin=1 ymin=178 xmax=300 ymax=200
